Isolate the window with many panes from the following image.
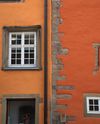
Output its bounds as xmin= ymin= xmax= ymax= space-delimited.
xmin=3 ymin=26 xmax=41 ymax=70
xmin=86 ymin=97 xmax=100 ymax=114
xmin=9 ymin=32 xmax=36 ymax=67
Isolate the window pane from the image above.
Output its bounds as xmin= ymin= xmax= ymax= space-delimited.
xmin=94 ymin=106 xmax=99 ymax=111
xmin=17 ymin=34 xmax=21 ymax=39
xmin=89 ymin=106 xmax=94 ymax=111
xmin=12 ymin=40 xmax=16 ymax=45
xmin=17 ymin=49 xmax=21 ymax=53
xmin=16 ymin=34 xmax=21 ymax=44
xmin=94 ymin=100 xmax=98 ymax=105
xmin=17 ymin=54 xmax=21 ymax=58
xmin=12 ymin=34 xmax=16 ymax=38
xmin=12 ymin=49 xmax=16 ymax=53
xmin=30 ymin=59 xmax=34 ymax=64
xmin=17 ymin=59 xmax=21 ymax=64
xmin=89 ymin=99 xmax=93 ymax=104
xmin=30 ymin=48 xmax=34 ymax=53
xmin=24 ymin=59 xmax=29 ymax=64
xmin=30 ymin=34 xmax=34 ymax=44
xmin=30 ymin=39 xmax=34 ymax=44
xmin=25 ymin=40 xmax=29 ymax=44
xmin=30 ymin=34 xmax=34 ymax=39
xmin=25 ymin=34 xmax=29 ymax=39
xmin=24 ymin=48 xmax=29 ymax=53
xmin=25 ymin=53 xmax=29 ymax=58
xmin=24 ymin=34 xmax=29 ymax=44
xmin=11 ymin=59 xmax=15 ymax=64
xmin=11 ymin=34 xmax=16 ymax=45
xmin=11 ymin=54 xmax=16 ymax=59
xmin=17 ymin=40 xmax=21 ymax=45
xmin=30 ymin=53 xmax=34 ymax=58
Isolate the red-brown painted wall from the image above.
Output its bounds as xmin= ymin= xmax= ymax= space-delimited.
xmin=58 ymin=0 xmax=100 ymax=123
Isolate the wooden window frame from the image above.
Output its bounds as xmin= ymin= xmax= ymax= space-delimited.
xmin=2 ymin=94 xmax=40 ymax=124
xmin=2 ymin=26 xmax=41 ymax=70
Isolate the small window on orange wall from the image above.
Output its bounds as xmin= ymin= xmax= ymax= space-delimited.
xmin=86 ymin=97 xmax=100 ymax=114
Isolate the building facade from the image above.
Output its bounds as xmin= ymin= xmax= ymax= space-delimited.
xmin=52 ymin=0 xmax=100 ymax=124
xmin=0 ymin=0 xmax=51 ymax=124
xmin=1 ymin=0 xmax=100 ymax=124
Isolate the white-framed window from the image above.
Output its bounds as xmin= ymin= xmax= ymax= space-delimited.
xmin=86 ymin=97 xmax=100 ymax=114
xmin=8 ymin=32 xmax=37 ymax=68
xmin=3 ymin=26 xmax=41 ymax=70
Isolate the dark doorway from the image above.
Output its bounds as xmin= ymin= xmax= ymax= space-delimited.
xmin=7 ymin=99 xmax=35 ymax=124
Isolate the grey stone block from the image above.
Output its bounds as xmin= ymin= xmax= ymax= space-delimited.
xmin=55 ymin=105 xmax=68 ymax=110
xmin=56 ymin=76 xmax=66 ymax=81
xmin=56 ymin=94 xmax=72 ymax=99
xmin=56 ymin=85 xmax=75 ymax=90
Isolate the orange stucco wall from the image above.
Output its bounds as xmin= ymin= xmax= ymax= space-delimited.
xmin=0 ymin=0 xmax=48 ymax=124
xmin=47 ymin=0 xmax=52 ymax=124
xmin=58 ymin=0 xmax=100 ymax=124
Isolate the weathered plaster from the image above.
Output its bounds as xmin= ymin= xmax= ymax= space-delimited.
xmin=52 ymin=0 xmax=73 ymax=123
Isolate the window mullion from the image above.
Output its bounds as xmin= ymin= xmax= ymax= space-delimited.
xmin=34 ymin=32 xmax=37 ymax=65
xmin=21 ymin=33 xmax=24 ymax=66
xmin=9 ymin=33 xmax=12 ymax=66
